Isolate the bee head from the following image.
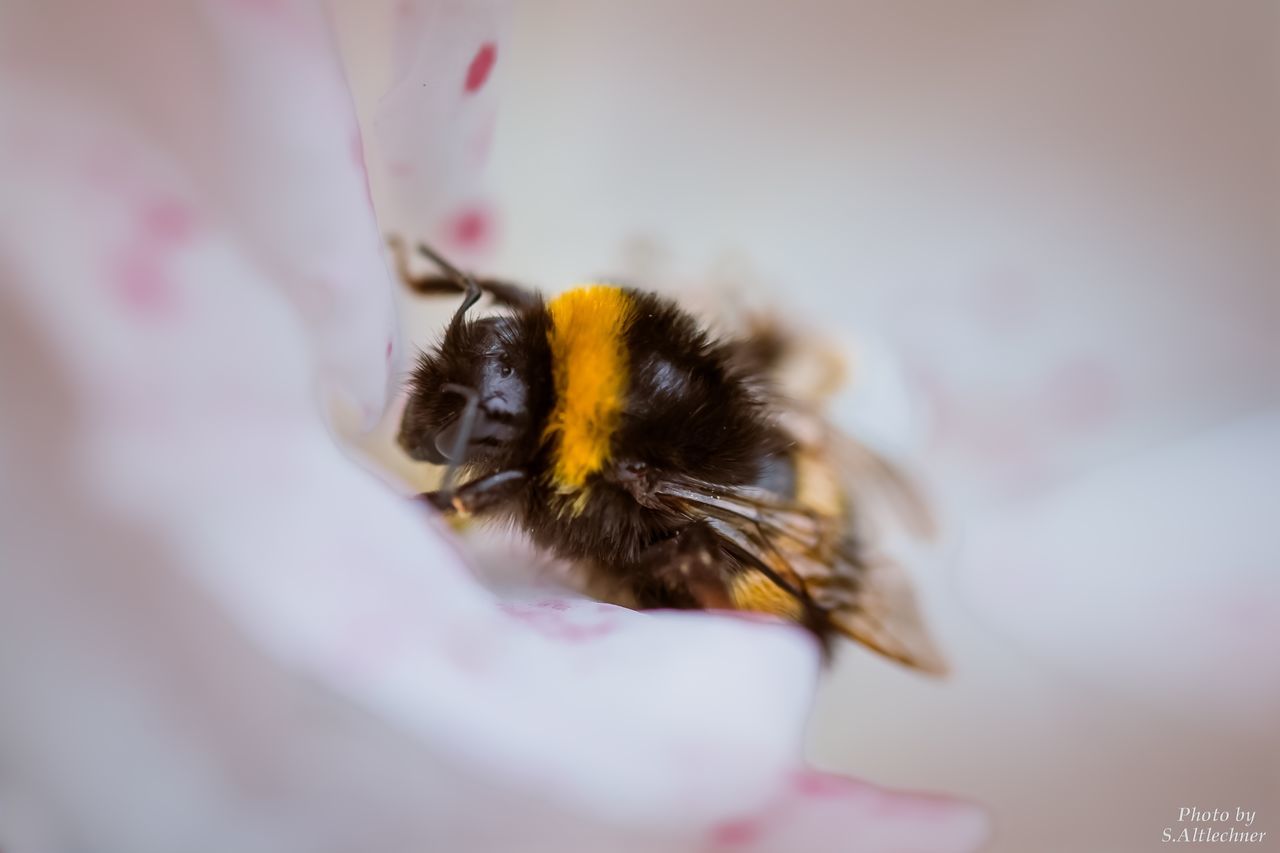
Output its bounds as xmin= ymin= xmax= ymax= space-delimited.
xmin=399 ymin=315 xmax=541 ymax=468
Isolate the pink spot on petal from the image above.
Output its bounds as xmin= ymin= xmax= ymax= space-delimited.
xmin=445 ymin=204 xmax=495 ymax=252
xmin=791 ymin=770 xmax=863 ymax=798
xmin=388 ymin=160 xmax=415 ymax=177
xmin=111 ymin=250 xmax=175 ymax=318
xmin=141 ymin=199 xmax=195 ymax=246
xmin=500 ymin=602 xmax=616 ymax=643
xmin=464 ymin=42 xmax=497 ymax=93
xmin=710 ymin=818 xmax=762 ymax=847
xmin=386 ymin=339 xmax=394 ymax=361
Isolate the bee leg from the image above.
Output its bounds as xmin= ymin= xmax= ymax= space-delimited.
xmin=632 ymin=522 xmax=735 ymax=610
xmin=466 ymin=277 xmax=541 ymax=310
xmin=418 ymin=469 xmax=528 ymax=517
xmin=386 ymin=235 xmax=540 ymax=309
xmin=417 ymin=240 xmax=540 ymax=309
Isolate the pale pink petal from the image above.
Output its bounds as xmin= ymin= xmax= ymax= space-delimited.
xmin=959 ymin=410 xmax=1280 ymax=731
xmin=0 ymin=2 xmax=986 ymax=851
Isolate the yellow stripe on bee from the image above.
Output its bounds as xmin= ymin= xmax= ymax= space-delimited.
xmin=728 ymin=570 xmax=805 ymax=620
xmin=544 ymin=285 xmax=635 ymax=492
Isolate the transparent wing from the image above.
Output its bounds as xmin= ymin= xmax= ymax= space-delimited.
xmin=655 ymin=476 xmax=947 ymax=675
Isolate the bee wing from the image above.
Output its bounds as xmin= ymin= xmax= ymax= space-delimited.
xmin=656 ymin=479 xmax=947 ymax=675
xmin=731 ymin=313 xmax=935 ymax=540
xmin=820 ymin=547 xmax=948 ymax=675
xmin=827 ymin=427 xmax=937 ymax=541
xmin=656 ymin=480 xmax=825 ymax=551
xmin=776 ymin=402 xmax=937 ymax=541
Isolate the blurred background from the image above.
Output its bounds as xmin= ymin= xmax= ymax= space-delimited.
xmin=337 ymin=2 xmax=1279 ymax=850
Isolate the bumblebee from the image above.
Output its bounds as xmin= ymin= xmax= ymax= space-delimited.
xmin=391 ymin=237 xmax=945 ymax=672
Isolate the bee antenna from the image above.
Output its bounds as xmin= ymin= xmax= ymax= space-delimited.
xmin=417 ymin=242 xmax=482 ymax=323
xmin=438 ymin=382 xmax=480 ymax=499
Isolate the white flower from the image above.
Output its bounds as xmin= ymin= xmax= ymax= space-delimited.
xmin=0 ymin=2 xmax=987 ymax=850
